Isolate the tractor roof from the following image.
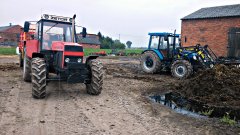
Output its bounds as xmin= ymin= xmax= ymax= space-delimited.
xmin=40 ymin=14 xmax=73 ymax=24
xmin=148 ymin=32 xmax=180 ymax=37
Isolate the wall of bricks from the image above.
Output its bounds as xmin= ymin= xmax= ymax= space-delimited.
xmin=181 ymin=17 xmax=240 ymax=57
xmin=0 ymin=25 xmax=22 ymax=46
xmin=80 ymin=43 xmax=100 ymax=49
xmin=0 ymin=32 xmax=17 ymax=42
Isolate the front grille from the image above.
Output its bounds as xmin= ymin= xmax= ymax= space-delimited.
xmin=65 ymin=45 xmax=83 ymax=52
xmin=64 ymin=56 xmax=83 ymax=66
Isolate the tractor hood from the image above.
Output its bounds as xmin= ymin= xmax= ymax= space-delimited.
xmin=52 ymin=41 xmax=82 ymax=51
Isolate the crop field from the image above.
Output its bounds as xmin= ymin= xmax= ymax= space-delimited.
xmin=0 ymin=47 xmax=143 ymax=56
xmin=84 ymin=48 xmax=143 ymax=56
xmin=0 ymin=47 xmax=16 ymax=55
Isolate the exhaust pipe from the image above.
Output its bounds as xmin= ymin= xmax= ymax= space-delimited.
xmin=71 ymin=14 xmax=76 ymax=42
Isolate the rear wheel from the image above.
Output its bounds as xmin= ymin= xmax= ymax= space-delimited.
xmin=23 ymin=51 xmax=31 ymax=82
xmin=140 ymin=51 xmax=161 ymax=73
xmin=171 ymin=60 xmax=193 ymax=79
xmin=31 ymin=58 xmax=47 ymax=99
xmin=86 ymin=59 xmax=103 ymax=95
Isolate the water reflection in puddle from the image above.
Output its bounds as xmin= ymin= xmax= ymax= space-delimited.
xmin=149 ymin=92 xmax=206 ymax=119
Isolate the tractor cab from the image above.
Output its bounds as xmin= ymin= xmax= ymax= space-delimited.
xmin=24 ymin=14 xmax=86 ymax=51
xmin=148 ymin=32 xmax=180 ymax=61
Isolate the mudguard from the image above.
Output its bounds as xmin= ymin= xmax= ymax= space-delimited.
xmin=85 ymin=55 xmax=99 ymax=64
xmin=25 ymin=40 xmax=39 ymax=58
xmin=142 ymin=49 xmax=164 ymax=60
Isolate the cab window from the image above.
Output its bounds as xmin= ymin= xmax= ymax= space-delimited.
xmin=150 ymin=36 xmax=159 ymax=49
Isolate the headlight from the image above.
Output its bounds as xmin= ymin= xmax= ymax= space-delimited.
xmin=193 ymin=55 xmax=197 ymax=60
xmin=77 ymin=58 xmax=82 ymax=63
xmin=65 ymin=58 xmax=70 ymax=63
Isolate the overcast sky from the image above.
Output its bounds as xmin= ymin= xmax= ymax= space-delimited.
xmin=0 ymin=0 xmax=239 ymax=47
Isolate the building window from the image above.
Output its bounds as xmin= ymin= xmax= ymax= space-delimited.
xmin=184 ymin=36 xmax=187 ymax=43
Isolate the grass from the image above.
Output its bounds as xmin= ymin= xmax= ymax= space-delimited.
xmin=125 ymin=49 xmax=143 ymax=55
xmin=84 ymin=48 xmax=112 ymax=56
xmin=200 ymin=109 xmax=214 ymax=116
xmin=220 ymin=113 xmax=237 ymax=125
xmin=0 ymin=47 xmax=16 ymax=55
xmin=84 ymin=48 xmax=143 ymax=56
xmin=0 ymin=47 xmax=144 ymax=56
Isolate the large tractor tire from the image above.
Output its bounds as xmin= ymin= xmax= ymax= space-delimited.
xmin=23 ymin=51 xmax=31 ymax=82
xmin=171 ymin=60 xmax=193 ymax=79
xmin=86 ymin=59 xmax=103 ymax=95
xmin=140 ymin=51 xmax=161 ymax=73
xmin=19 ymin=53 xmax=23 ymax=67
xmin=31 ymin=58 xmax=47 ymax=99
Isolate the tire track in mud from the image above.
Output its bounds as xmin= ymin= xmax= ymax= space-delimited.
xmin=0 ymin=73 xmax=22 ymax=135
xmin=52 ymin=82 xmax=98 ymax=134
xmin=13 ymin=75 xmax=48 ymax=135
xmin=70 ymin=76 xmax=150 ymax=135
xmin=103 ymin=76 xmax=170 ymax=134
xmin=0 ymin=71 xmax=56 ymax=135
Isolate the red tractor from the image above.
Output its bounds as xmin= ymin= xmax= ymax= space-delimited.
xmin=18 ymin=14 xmax=103 ymax=99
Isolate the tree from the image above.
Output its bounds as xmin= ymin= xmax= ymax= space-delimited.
xmin=113 ymin=40 xmax=125 ymax=49
xmin=98 ymin=32 xmax=125 ymax=49
xmin=126 ymin=41 xmax=132 ymax=48
xmin=97 ymin=32 xmax=103 ymax=40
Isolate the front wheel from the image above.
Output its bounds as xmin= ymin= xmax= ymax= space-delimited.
xmin=31 ymin=58 xmax=47 ymax=99
xmin=86 ymin=59 xmax=103 ymax=95
xmin=171 ymin=60 xmax=193 ymax=79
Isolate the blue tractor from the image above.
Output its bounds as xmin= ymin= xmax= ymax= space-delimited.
xmin=140 ymin=32 xmax=216 ymax=79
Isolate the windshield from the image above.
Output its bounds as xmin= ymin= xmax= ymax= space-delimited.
xmin=42 ymin=22 xmax=73 ymax=50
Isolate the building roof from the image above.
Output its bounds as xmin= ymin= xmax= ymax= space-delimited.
xmin=78 ymin=34 xmax=101 ymax=45
xmin=0 ymin=25 xmax=19 ymax=32
xmin=182 ymin=4 xmax=240 ymax=20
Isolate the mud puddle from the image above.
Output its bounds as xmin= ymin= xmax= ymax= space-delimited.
xmin=149 ymin=92 xmax=240 ymax=122
xmin=149 ymin=92 xmax=206 ymax=119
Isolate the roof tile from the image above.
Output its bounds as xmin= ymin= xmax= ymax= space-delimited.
xmin=182 ymin=4 xmax=240 ymax=20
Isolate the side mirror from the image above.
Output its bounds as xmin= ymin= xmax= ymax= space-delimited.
xmin=164 ymin=35 xmax=168 ymax=41
xmin=24 ymin=21 xmax=30 ymax=32
xmin=82 ymin=27 xmax=87 ymax=38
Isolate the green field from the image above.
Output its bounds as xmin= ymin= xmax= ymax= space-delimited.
xmin=0 ymin=47 xmax=143 ymax=56
xmin=84 ymin=48 xmax=143 ymax=56
xmin=0 ymin=47 xmax=16 ymax=55
xmin=83 ymin=48 xmax=112 ymax=56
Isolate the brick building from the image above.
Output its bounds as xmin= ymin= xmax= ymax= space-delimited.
xmin=181 ymin=4 xmax=240 ymax=57
xmin=0 ymin=24 xmax=22 ymax=46
xmin=77 ymin=34 xmax=101 ymax=49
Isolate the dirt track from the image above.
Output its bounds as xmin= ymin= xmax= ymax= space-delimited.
xmin=0 ymin=55 xmax=239 ymax=135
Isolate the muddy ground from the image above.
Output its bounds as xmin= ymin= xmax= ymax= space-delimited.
xmin=0 ymin=55 xmax=239 ymax=135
